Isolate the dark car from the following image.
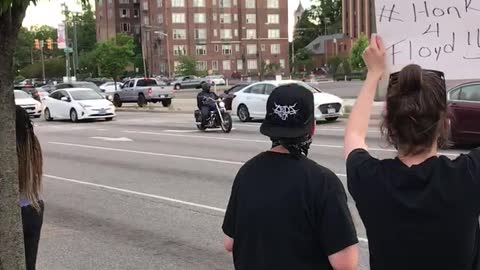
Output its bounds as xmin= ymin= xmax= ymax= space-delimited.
xmin=54 ymin=81 xmax=105 ymax=97
xmin=219 ymin=83 xmax=250 ymax=111
xmin=448 ymin=81 xmax=480 ymax=145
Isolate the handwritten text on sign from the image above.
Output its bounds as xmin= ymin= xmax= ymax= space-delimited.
xmin=375 ymin=0 xmax=480 ymax=79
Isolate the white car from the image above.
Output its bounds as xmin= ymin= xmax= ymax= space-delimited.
xmin=14 ymin=90 xmax=42 ymax=118
xmin=99 ymin=82 xmax=123 ymax=94
xmin=43 ymin=88 xmax=116 ymax=122
xmin=232 ymin=80 xmax=344 ymax=122
xmin=205 ymin=75 xmax=226 ymax=86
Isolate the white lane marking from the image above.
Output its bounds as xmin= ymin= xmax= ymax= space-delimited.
xmin=123 ymin=130 xmax=463 ymax=157
xmin=44 ymin=173 xmax=369 ymax=244
xmin=44 ymin=174 xmax=227 ymax=213
xmin=48 ymin=142 xmax=244 ymax=165
xmin=47 ymin=141 xmax=349 ymax=178
xmin=96 ymin=129 xmax=108 ymax=131
xmin=163 ymin=129 xmax=199 ymax=133
xmin=91 ymin=137 xmax=133 ymax=142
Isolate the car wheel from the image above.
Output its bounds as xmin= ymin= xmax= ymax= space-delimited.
xmin=44 ymin=108 xmax=53 ymax=121
xmin=70 ymin=109 xmax=78 ymax=123
xmin=174 ymin=84 xmax=181 ymax=90
xmin=137 ymin=94 xmax=147 ymax=107
xmin=325 ymin=117 xmax=338 ymax=122
xmin=162 ymin=99 xmax=172 ymax=107
xmin=237 ymin=105 xmax=251 ymax=122
xmin=113 ymin=94 xmax=122 ymax=107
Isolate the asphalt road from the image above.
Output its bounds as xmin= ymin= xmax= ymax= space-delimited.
xmin=33 ymin=112 xmax=468 ymax=270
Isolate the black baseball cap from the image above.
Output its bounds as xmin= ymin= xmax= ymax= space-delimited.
xmin=260 ymin=84 xmax=314 ymax=139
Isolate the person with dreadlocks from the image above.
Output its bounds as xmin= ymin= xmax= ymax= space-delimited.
xmin=222 ymin=84 xmax=358 ymax=270
xmin=16 ymin=106 xmax=44 ymax=270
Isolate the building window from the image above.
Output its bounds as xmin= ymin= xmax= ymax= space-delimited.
xmin=234 ymin=29 xmax=238 ymax=37
xmin=246 ymin=0 xmax=255 ymax=8
xmin=246 ymin=14 xmax=256 ymax=24
xmin=133 ymin=9 xmax=139 ymax=18
xmin=174 ymin=61 xmax=180 ymax=71
xmin=233 ymin=0 xmax=237 ymax=5
xmin=220 ymin=0 xmax=231 ymax=8
xmin=172 ymin=0 xmax=184 ymax=7
xmin=220 ymin=13 xmax=232 ymax=24
xmin=173 ymin=29 xmax=186 ymax=39
xmin=157 ymin=14 xmax=164 ymax=24
xmin=197 ymin=61 xmax=208 ymax=71
xmin=194 ymin=13 xmax=206 ymax=23
xmin=235 ymin=44 xmax=240 ymax=52
xmin=213 ymin=13 xmax=217 ymax=21
xmin=214 ymin=45 xmax=219 ymax=52
xmin=213 ymin=29 xmax=218 ymax=37
xmin=271 ymin=44 xmax=280 ymax=54
xmin=195 ymin=29 xmax=207 ymax=39
xmin=247 ymin=44 xmax=257 ymax=55
xmin=143 ymin=16 xmax=149 ymax=25
xmin=142 ymin=1 xmax=148 ymax=10
xmin=196 ymin=45 xmax=207 ymax=55
xmin=223 ymin=60 xmax=231 ymax=70
xmin=121 ymin=23 xmax=131 ymax=32
xmin=246 ymin=29 xmax=256 ymax=39
xmin=173 ymin=45 xmax=187 ymax=55
xmin=279 ymin=59 xmax=285 ymax=68
xmin=247 ymin=59 xmax=257 ymax=70
xmin=268 ymin=29 xmax=280 ymax=39
xmin=120 ymin=8 xmax=130 ymax=18
xmin=234 ymin=14 xmax=238 ymax=21
xmin=212 ymin=60 xmax=219 ymax=71
xmin=261 ymin=44 xmax=266 ymax=51
xmin=237 ymin=60 xmax=243 ymax=70
xmin=172 ymin=13 xmax=185 ymax=23
xmin=265 ymin=59 xmax=270 ymax=65
xmin=267 ymin=0 xmax=279 ymax=8
xmin=222 ymin=45 xmax=232 ymax=55
xmin=157 ymin=0 xmax=163 ymax=7
xmin=220 ymin=29 xmax=232 ymax=39
xmin=193 ymin=0 xmax=205 ymax=7
xmin=267 ymin=14 xmax=279 ymax=24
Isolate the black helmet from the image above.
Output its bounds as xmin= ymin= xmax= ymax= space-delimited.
xmin=201 ymin=81 xmax=211 ymax=92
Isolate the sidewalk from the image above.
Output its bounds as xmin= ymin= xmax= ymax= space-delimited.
xmin=116 ymin=98 xmax=385 ymax=119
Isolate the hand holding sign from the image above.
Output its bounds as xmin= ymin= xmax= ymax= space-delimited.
xmin=363 ymin=35 xmax=387 ymax=79
xmin=375 ymin=0 xmax=480 ymax=79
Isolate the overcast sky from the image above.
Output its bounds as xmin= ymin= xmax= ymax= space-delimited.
xmin=23 ymin=0 xmax=312 ymax=40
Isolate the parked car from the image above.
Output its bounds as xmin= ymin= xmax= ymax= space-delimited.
xmin=99 ymin=82 xmax=123 ymax=94
xmin=171 ymin=75 xmax=205 ymax=90
xmin=14 ymin=90 xmax=42 ymax=118
xmin=43 ymin=88 xmax=116 ymax=122
xmin=448 ymin=81 xmax=480 ymax=145
xmin=54 ymin=81 xmax=106 ymax=96
xmin=205 ymin=75 xmax=226 ymax=85
xmin=220 ymin=83 xmax=250 ymax=111
xmin=232 ymin=80 xmax=343 ymax=122
xmin=19 ymin=86 xmax=41 ymax=102
xmin=113 ymin=78 xmax=175 ymax=107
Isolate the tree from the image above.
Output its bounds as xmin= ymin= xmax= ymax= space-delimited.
xmin=309 ymin=0 xmax=343 ymax=35
xmin=176 ymin=55 xmax=199 ymax=76
xmin=293 ymin=10 xmax=318 ymax=51
xmin=0 ymin=1 xmax=86 ymax=268
xmin=293 ymin=48 xmax=315 ymax=73
xmin=20 ymin=58 xmax=66 ymax=78
xmin=95 ymin=33 xmax=135 ymax=86
xmin=327 ymin=55 xmax=343 ymax=76
xmin=350 ymin=34 xmax=369 ymax=71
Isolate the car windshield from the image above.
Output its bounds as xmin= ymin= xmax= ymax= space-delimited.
xmin=69 ymin=90 xmax=104 ymax=100
xmin=14 ymin=91 xmax=31 ymax=99
xmin=137 ymin=79 xmax=158 ymax=87
xmin=279 ymin=82 xmax=321 ymax=93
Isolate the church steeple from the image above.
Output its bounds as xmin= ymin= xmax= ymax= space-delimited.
xmin=294 ymin=1 xmax=305 ymax=25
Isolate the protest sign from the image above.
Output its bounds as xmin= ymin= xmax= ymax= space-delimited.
xmin=375 ymin=0 xmax=480 ymax=79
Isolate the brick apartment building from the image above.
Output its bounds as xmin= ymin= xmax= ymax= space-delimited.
xmin=95 ymin=0 xmax=290 ymax=78
xmin=342 ymin=0 xmax=374 ymax=39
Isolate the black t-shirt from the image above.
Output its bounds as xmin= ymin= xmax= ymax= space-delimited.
xmin=347 ymin=148 xmax=480 ymax=270
xmin=223 ymin=151 xmax=358 ymax=270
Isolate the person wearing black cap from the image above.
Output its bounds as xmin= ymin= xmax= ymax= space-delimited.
xmin=222 ymin=84 xmax=359 ymax=270
xmin=196 ymin=82 xmax=219 ymax=127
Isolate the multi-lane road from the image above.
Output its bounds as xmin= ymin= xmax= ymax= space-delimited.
xmin=34 ymin=112 xmax=467 ymax=270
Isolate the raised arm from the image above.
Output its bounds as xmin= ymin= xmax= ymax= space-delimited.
xmin=344 ymin=35 xmax=386 ymax=159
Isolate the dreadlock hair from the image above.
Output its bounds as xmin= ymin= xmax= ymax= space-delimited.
xmin=16 ymin=106 xmax=43 ymax=212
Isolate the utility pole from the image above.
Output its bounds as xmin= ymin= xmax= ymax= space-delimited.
xmin=62 ymin=3 xmax=71 ymax=82
xmin=73 ymin=17 xmax=79 ymax=79
xmin=40 ymin=40 xmax=46 ymax=82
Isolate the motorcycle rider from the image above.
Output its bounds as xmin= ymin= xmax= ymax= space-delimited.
xmin=197 ymin=82 xmax=219 ymax=127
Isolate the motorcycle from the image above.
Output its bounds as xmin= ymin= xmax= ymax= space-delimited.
xmin=194 ymin=97 xmax=233 ymax=133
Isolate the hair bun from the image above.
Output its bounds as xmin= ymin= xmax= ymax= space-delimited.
xmin=398 ymin=64 xmax=423 ymax=94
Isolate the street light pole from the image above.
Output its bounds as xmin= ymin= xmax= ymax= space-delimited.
xmin=40 ymin=40 xmax=46 ymax=82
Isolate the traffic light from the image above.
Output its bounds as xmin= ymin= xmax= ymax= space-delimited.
xmin=46 ymin=38 xmax=53 ymax=50
xmin=34 ymin=39 xmax=40 ymax=50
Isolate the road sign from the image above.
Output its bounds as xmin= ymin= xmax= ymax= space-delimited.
xmin=64 ymin=47 xmax=73 ymax=53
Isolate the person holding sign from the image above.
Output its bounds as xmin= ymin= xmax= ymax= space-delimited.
xmin=345 ymin=34 xmax=480 ymax=270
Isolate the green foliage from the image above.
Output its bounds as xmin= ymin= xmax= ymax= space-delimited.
xmin=293 ymin=10 xmax=319 ymax=51
xmin=79 ymin=50 xmax=99 ymax=77
xmin=293 ymin=48 xmax=315 ymax=72
xmin=176 ymin=56 xmax=199 ymax=76
xmin=350 ymin=34 xmax=369 ymax=70
xmin=309 ymin=0 xmax=343 ymax=35
xmin=327 ymin=56 xmax=342 ymax=75
xmin=14 ymin=75 xmax=25 ymax=83
xmin=20 ymin=58 xmax=66 ymax=78
xmin=95 ymin=33 xmax=135 ymax=81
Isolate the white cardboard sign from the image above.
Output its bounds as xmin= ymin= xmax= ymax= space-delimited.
xmin=375 ymin=0 xmax=480 ymax=79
